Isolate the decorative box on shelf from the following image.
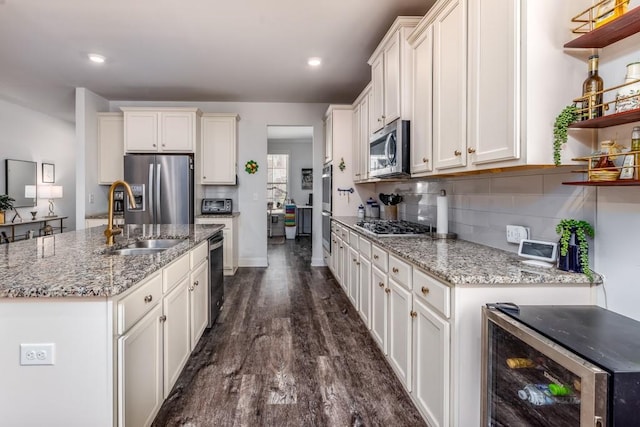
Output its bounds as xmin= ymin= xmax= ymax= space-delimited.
xmin=566 ymin=2 xmax=639 ymax=48
xmin=563 ymin=149 xmax=640 ymax=186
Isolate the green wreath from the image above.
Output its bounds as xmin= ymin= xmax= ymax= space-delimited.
xmin=245 ymin=160 xmax=258 ymax=174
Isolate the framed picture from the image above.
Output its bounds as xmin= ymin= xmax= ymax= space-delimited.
xmin=301 ymin=168 xmax=313 ymax=190
xmin=42 ymin=163 xmax=55 ymax=183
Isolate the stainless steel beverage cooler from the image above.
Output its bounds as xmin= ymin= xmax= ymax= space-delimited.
xmin=482 ymin=305 xmax=640 ymax=427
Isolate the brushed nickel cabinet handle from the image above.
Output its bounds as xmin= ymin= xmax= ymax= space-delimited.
xmin=421 ymin=286 xmax=430 ymax=295
xmin=378 ymin=282 xmax=385 ymax=288
xmin=468 ymin=147 xmax=476 ymax=154
xmin=144 ymin=295 xmax=153 ymax=303
xmin=410 ymin=311 xmax=417 ymax=318
xmin=385 ymin=288 xmax=391 ymax=294
xmin=392 ymin=267 xmax=399 ymax=273
xmin=454 ymin=150 xmax=462 ymax=156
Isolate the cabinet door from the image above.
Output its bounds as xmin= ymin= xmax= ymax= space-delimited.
xmin=222 ymin=227 xmax=232 ymax=272
xmin=324 ymin=113 xmax=333 ymax=163
xmin=370 ymin=265 xmax=388 ymax=353
xmin=190 ymin=260 xmax=209 ymax=350
xmin=358 ymin=255 xmax=372 ymax=328
xmin=388 ymin=278 xmax=413 ymax=391
xmin=97 ymin=113 xmax=124 ymax=184
xmin=352 ymin=104 xmax=362 ymax=182
xmin=334 ymin=236 xmax=343 ymax=286
xmin=162 ymin=276 xmax=191 ymax=398
xmin=383 ymin=32 xmax=401 ymax=125
xmin=348 ymin=246 xmax=359 ymax=307
xmin=433 ymin=0 xmax=467 ymax=170
xmin=124 ymin=111 xmax=159 ymax=152
xmin=359 ymin=93 xmax=370 ymax=180
xmin=341 ymin=240 xmax=350 ymax=293
xmin=411 ymin=24 xmax=434 ymax=176
xmin=468 ymin=0 xmax=519 ymax=165
xmin=160 ymin=112 xmax=194 ymax=152
xmin=201 ymin=115 xmax=237 ymax=184
xmin=412 ymin=298 xmax=450 ymax=427
xmin=371 ymin=54 xmax=385 ymax=133
xmin=118 ymin=304 xmax=163 ymax=427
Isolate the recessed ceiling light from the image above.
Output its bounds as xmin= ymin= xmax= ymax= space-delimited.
xmin=88 ymin=53 xmax=106 ymax=64
xmin=308 ymin=57 xmax=322 ymax=67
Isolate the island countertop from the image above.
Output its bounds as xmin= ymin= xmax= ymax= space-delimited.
xmin=0 ymin=224 xmax=223 ymax=298
xmin=332 ymin=216 xmax=601 ymax=286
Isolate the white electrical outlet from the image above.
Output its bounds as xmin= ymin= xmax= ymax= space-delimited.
xmin=20 ymin=343 xmax=55 ymax=366
xmin=506 ymin=225 xmax=530 ymax=244
xmin=89 ymin=193 xmax=95 ymax=204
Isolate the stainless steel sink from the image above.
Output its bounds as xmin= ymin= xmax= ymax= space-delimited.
xmin=106 ymin=238 xmax=187 ymax=255
xmin=111 ymin=247 xmax=169 ymax=256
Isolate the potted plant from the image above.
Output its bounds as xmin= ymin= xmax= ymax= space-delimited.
xmin=0 ymin=194 xmax=16 ymax=224
xmin=553 ymin=105 xmax=580 ymax=166
xmin=556 ymin=218 xmax=595 ymax=282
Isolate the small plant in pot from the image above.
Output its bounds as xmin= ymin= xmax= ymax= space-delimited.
xmin=556 ymin=218 xmax=595 ymax=282
xmin=0 ymin=194 xmax=16 ymax=224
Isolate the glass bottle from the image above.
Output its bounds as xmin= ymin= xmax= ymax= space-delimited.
xmin=582 ymin=55 xmax=604 ymax=120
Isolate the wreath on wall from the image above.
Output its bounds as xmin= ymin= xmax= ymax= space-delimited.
xmin=244 ymin=160 xmax=258 ymax=174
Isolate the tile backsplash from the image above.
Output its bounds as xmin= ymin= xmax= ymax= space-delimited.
xmin=375 ymin=168 xmax=596 ymax=253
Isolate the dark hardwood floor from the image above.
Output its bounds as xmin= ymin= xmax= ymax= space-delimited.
xmin=152 ymin=237 xmax=426 ymax=427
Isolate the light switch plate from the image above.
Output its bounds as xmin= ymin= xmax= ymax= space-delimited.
xmin=506 ymin=225 xmax=530 ymax=244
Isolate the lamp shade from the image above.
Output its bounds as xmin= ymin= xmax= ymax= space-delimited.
xmin=39 ymin=185 xmax=63 ymax=199
xmin=24 ymin=185 xmax=37 ymax=198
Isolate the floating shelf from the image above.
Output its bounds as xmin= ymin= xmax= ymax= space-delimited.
xmin=565 ymin=6 xmax=640 ymax=49
xmin=568 ymin=108 xmax=640 ymax=129
xmin=563 ymin=180 xmax=640 ymax=186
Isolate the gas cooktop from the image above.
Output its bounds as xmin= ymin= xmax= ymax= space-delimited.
xmin=354 ymin=220 xmax=434 ymax=236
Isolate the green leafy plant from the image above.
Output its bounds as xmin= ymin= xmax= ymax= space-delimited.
xmin=553 ymin=105 xmax=579 ymax=166
xmin=556 ymin=218 xmax=595 ymax=282
xmin=0 ymin=194 xmax=15 ymax=211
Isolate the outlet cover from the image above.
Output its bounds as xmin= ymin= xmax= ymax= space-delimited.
xmin=506 ymin=225 xmax=530 ymax=244
xmin=20 ymin=343 xmax=55 ymax=366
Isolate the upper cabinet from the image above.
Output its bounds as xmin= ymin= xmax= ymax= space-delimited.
xmin=368 ymin=17 xmax=421 ymax=135
xmin=199 ymin=114 xmax=239 ymax=185
xmin=97 ymin=113 xmax=124 ymax=185
xmin=325 ymin=105 xmax=352 ymax=167
xmin=352 ymin=84 xmax=372 ymax=182
xmin=122 ymin=107 xmax=201 ymax=153
xmin=324 ymin=110 xmax=333 ymax=164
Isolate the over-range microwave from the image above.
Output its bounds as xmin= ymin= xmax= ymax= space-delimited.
xmin=369 ymin=119 xmax=410 ymax=178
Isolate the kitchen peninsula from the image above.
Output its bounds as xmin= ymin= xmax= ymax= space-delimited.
xmin=0 ymin=224 xmax=222 ymax=427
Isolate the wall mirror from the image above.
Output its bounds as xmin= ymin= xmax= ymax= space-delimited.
xmin=5 ymin=159 xmax=37 ymax=208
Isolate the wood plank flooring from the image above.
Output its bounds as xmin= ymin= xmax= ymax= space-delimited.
xmin=152 ymin=237 xmax=426 ymax=427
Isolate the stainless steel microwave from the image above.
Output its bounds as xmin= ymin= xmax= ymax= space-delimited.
xmin=369 ymin=119 xmax=410 ymax=178
xmin=201 ymin=198 xmax=232 ymax=214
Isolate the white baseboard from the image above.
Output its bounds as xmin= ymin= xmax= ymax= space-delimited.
xmin=311 ymin=257 xmax=326 ymax=267
xmin=239 ymin=257 xmax=268 ymax=268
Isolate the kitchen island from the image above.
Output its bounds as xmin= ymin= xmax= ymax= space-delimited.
xmin=0 ymin=224 xmax=222 ymax=427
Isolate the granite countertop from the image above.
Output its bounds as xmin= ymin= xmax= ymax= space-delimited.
xmin=0 ymin=224 xmax=223 ymax=299
xmin=196 ymin=212 xmax=241 ymax=218
xmin=332 ymin=216 xmax=601 ymax=286
xmin=86 ymin=213 xmax=124 ymax=220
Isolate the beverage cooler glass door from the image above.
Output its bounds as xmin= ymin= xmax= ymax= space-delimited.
xmin=481 ymin=308 xmax=608 ymax=427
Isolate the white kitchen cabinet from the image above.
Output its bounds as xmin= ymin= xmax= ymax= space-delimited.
xmin=97 ymin=113 xmax=124 ymax=185
xmin=117 ymin=304 xmax=163 ymax=427
xmin=348 ymin=245 xmax=359 ymax=307
xmin=340 ymin=235 xmax=350 ymax=294
xmin=368 ymin=17 xmax=420 ymax=135
xmin=324 ymin=111 xmax=333 ymax=163
xmin=358 ymin=254 xmax=372 ymax=329
xmin=324 ymin=105 xmax=352 ymax=169
xmin=433 ymin=0 xmax=467 ymax=170
xmin=412 ymin=297 xmax=450 ymax=427
xmin=162 ymin=276 xmax=191 ymax=398
xmin=352 ymin=103 xmax=361 ymax=182
xmin=189 ymin=259 xmax=208 ymax=349
xmin=370 ymin=265 xmax=388 ymax=353
xmin=388 ymin=278 xmax=413 ymax=391
xmin=351 ymin=84 xmax=372 ymax=182
xmin=200 ymin=114 xmax=238 ymax=185
xmin=195 ymin=216 xmax=238 ymax=275
xmin=122 ymin=108 xmax=200 ymax=153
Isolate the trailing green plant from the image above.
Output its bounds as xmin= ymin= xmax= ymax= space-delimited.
xmin=556 ymin=218 xmax=595 ymax=282
xmin=0 ymin=194 xmax=15 ymax=211
xmin=553 ymin=105 xmax=579 ymax=166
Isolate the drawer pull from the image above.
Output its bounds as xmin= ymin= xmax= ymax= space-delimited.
xmin=410 ymin=310 xmax=417 ymax=318
xmin=385 ymin=288 xmax=391 ymax=294
xmin=194 ymin=280 xmax=199 ymax=287
xmin=454 ymin=150 xmax=462 ymax=156
xmin=356 ymin=261 xmax=360 ymax=266
xmin=392 ymin=267 xmax=399 ymax=273
xmin=467 ymin=147 xmax=476 ymax=154
xmin=421 ymin=286 xmax=430 ymax=295
xmin=159 ymin=315 xmax=167 ymax=322
xmin=374 ymin=254 xmax=379 ymax=260
xmin=189 ymin=286 xmax=195 ymax=292
xmin=353 ymin=258 xmax=357 ymax=262
xmin=144 ymin=295 xmax=153 ymax=303
xmin=378 ymin=282 xmax=385 ymax=288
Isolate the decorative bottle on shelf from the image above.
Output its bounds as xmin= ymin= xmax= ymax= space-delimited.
xmin=582 ymin=55 xmax=604 ymax=120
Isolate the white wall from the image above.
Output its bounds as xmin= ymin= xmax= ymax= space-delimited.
xmin=267 ymin=138 xmax=313 ymax=207
xmin=0 ymin=98 xmax=76 ymax=232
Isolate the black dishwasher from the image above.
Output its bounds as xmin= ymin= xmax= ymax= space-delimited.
xmin=208 ymin=231 xmax=224 ymax=327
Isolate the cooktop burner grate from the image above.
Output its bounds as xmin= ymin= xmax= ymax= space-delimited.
xmin=355 ymin=220 xmax=434 ymax=236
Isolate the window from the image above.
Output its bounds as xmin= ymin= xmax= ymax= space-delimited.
xmin=267 ymin=154 xmax=289 ymax=207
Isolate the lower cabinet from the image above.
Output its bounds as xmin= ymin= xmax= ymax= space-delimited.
xmin=195 ymin=216 xmax=238 ymax=275
xmin=370 ymin=265 xmax=388 ymax=353
xmin=358 ymin=255 xmax=372 ymax=328
xmin=189 ymin=260 xmax=209 ymax=349
xmin=162 ymin=277 xmax=191 ymax=398
xmin=348 ymin=246 xmax=359 ymax=307
xmin=387 ymin=278 xmax=413 ymax=391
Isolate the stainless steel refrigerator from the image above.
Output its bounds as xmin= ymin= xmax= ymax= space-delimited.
xmin=124 ymin=154 xmax=194 ymax=224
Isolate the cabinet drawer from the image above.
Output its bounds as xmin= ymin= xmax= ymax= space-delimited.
xmin=389 ymin=254 xmax=412 ymax=290
xmin=359 ymin=236 xmax=371 ymax=259
xmin=190 ymin=241 xmax=208 ymax=268
xmin=117 ymin=271 xmax=163 ymax=334
xmin=413 ymin=268 xmax=451 ymax=318
xmin=371 ymin=245 xmax=388 ymax=272
xmin=163 ymin=252 xmax=190 ymax=293
xmin=349 ymin=231 xmax=359 ymax=251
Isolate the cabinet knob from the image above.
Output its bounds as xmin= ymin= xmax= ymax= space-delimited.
xmin=422 ymin=157 xmax=429 ymax=163
xmin=454 ymin=150 xmax=462 ymax=156
xmin=339 ymin=246 xmax=343 ymax=249
xmin=392 ymin=267 xmax=399 ymax=273
xmin=378 ymin=282 xmax=385 ymax=288
xmin=381 ymin=115 xmax=386 ymax=119
xmin=356 ymin=261 xmax=360 ymax=266
xmin=159 ymin=315 xmax=167 ymax=322
xmin=162 ymin=144 xmax=166 ymax=147
xmin=203 ymin=176 xmax=207 ymax=179
xmin=467 ymin=147 xmax=476 ymax=154
xmin=194 ymin=280 xmax=199 ymax=287
xmin=385 ymin=288 xmax=391 ymax=294
xmin=152 ymin=144 xmax=157 ymax=147
xmin=353 ymin=258 xmax=357 ymax=262
xmin=189 ymin=286 xmax=195 ymax=292
xmin=421 ymin=286 xmax=430 ymax=295
xmin=144 ymin=295 xmax=153 ymax=303
xmin=378 ymin=118 xmax=382 ymax=122
xmin=374 ymin=254 xmax=379 ymax=260
xmin=410 ymin=311 xmax=417 ymax=318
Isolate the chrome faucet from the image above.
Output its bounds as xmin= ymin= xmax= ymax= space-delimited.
xmin=105 ymin=180 xmax=136 ymax=246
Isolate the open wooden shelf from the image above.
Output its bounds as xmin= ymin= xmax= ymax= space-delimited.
xmin=568 ymin=108 xmax=640 ymax=129
xmin=563 ymin=179 xmax=640 ymax=186
xmin=564 ymin=6 xmax=640 ymax=48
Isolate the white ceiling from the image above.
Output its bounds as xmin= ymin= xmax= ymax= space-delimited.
xmin=0 ymin=0 xmax=434 ymax=122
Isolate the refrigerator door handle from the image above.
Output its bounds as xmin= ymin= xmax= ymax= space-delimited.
xmin=148 ymin=163 xmax=154 ymax=215
xmin=156 ymin=163 xmax=162 ymax=222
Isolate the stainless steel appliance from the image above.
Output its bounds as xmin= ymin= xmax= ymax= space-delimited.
xmin=482 ymin=305 xmax=640 ymax=426
xmin=322 ymin=164 xmax=332 ymax=252
xmin=113 ymin=190 xmax=124 ymax=213
xmin=369 ymin=119 xmax=410 ymax=178
xmin=354 ymin=219 xmax=433 ymax=237
xmin=201 ymin=198 xmax=232 ymax=214
xmin=208 ymin=230 xmax=224 ymax=327
xmin=124 ymin=154 xmax=193 ymax=224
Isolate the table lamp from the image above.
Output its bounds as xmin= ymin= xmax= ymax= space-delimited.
xmin=38 ymin=185 xmax=63 ymax=218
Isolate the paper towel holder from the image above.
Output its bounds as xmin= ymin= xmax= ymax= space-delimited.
xmin=432 ymin=189 xmax=457 ymax=240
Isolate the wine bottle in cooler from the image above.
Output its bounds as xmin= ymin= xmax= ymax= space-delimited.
xmin=582 ymin=54 xmax=604 ymax=120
